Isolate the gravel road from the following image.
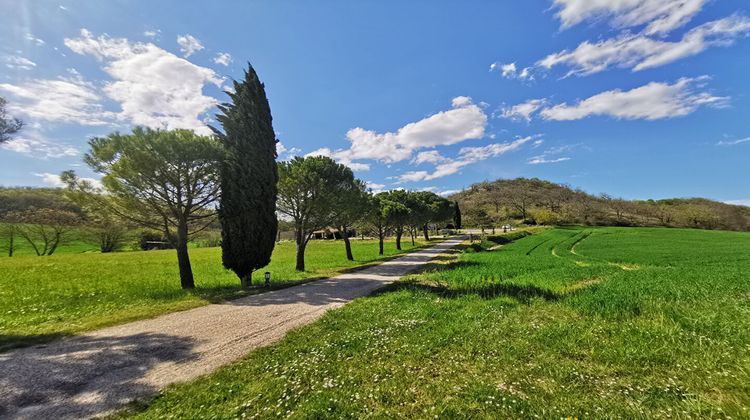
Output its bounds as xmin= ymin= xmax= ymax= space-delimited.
xmin=0 ymin=237 xmax=464 ymax=419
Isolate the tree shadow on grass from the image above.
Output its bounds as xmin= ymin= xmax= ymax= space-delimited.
xmin=0 ymin=332 xmax=198 ymax=419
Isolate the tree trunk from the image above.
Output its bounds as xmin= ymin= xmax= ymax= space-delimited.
xmin=295 ymin=229 xmax=306 ymax=271
xmin=378 ymin=228 xmax=384 ymax=255
xmin=241 ymin=271 xmax=252 ymax=288
xmin=410 ymin=228 xmax=415 ymax=246
xmin=341 ymin=226 xmax=353 ymax=261
xmin=396 ymin=228 xmax=402 ymax=250
xmin=175 ymin=222 xmax=195 ymax=289
xmin=423 ymin=225 xmax=430 ymax=241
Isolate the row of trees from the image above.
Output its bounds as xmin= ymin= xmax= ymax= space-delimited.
xmin=454 ymin=178 xmax=750 ymax=232
xmin=54 ymin=65 xmax=455 ymax=289
xmin=276 ymin=157 xmax=455 ymax=270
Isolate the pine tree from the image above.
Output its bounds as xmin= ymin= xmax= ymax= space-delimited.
xmin=214 ymin=65 xmax=278 ymax=287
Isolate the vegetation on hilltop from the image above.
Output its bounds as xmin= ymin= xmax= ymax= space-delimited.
xmin=452 ymin=177 xmax=750 ymax=231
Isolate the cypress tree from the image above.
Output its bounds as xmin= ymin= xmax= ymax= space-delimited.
xmin=214 ymin=64 xmax=278 ymax=287
xmin=453 ymin=201 xmax=462 ymax=229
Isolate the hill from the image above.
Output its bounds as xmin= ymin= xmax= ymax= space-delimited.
xmin=450 ymin=178 xmax=750 ymax=231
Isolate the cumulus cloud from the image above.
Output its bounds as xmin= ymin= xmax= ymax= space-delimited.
xmin=276 ymin=141 xmax=302 ymax=160
xmin=176 ymin=34 xmax=204 ymax=57
xmin=552 ymin=0 xmax=707 ymax=35
xmin=213 ymin=52 xmax=232 ymax=66
xmin=0 ymin=75 xmax=114 ymax=125
xmin=499 ymin=99 xmax=546 ymax=122
xmin=308 ymin=97 xmax=487 ymax=171
xmin=504 ymin=78 xmax=727 ymax=122
xmin=65 ymin=29 xmax=221 ymax=134
xmin=4 ymin=56 xmax=36 ymax=70
xmin=365 ymin=181 xmax=386 ymax=193
xmin=397 ymin=136 xmax=533 ymax=183
xmin=539 ymin=77 xmax=728 ymax=121
xmin=539 ymin=15 xmax=750 ymax=76
xmin=412 ymin=150 xmax=449 ymax=165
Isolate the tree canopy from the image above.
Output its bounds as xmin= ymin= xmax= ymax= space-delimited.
xmin=77 ymin=127 xmax=224 ymax=288
xmin=0 ymin=97 xmax=23 ymax=144
xmin=277 ymin=156 xmax=363 ymax=271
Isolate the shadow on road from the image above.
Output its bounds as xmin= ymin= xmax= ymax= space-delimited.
xmin=0 ymin=332 xmax=198 ymax=419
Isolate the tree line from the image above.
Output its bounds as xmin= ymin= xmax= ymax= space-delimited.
xmin=454 ymin=178 xmax=750 ymax=232
xmin=0 ymin=65 xmax=456 ymax=290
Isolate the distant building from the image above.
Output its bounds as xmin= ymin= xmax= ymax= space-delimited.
xmin=312 ymin=227 xmax=357 ymax=240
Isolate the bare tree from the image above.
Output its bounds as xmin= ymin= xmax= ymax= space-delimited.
xmin=6 ymin=209 xmax=79 ymax=256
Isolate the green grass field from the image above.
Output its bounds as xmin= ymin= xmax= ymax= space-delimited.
xmin=0 ymin=238 xmax=434 ymax=351
xmin=125 ymin=227 xmax=750 ymax=418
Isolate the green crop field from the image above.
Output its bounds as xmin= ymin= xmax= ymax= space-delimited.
xmin=124 ymin=227 xmax=750 ymax=418
xmin=0 ymin=238 xmax=434 ymax=351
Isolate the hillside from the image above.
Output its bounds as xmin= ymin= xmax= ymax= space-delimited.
xmin=450 ymin=178 xmax=750 ymax=232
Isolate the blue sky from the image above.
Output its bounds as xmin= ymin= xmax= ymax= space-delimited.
xmin=1 ymin=0 xmax=749 ymax=205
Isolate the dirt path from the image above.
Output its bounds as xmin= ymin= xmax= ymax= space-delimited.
xmin=0 ymin=237 xmax=465 ymax=419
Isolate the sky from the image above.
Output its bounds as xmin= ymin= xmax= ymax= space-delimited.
xmin=1 ymin=0 xmax=749 ymax=205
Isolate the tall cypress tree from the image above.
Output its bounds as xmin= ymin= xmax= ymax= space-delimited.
xmin=453 ymin=201 xmax=462 ymax=229
xmin=213 ymin=64 xmax=278 ymax=287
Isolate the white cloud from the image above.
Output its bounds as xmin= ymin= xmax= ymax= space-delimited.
xmin=365 ymin=181 xmax=386 ymax=193
xmin=500 ymin=99 xmax=546 ymax=122
xmin=143 ymin=30 xmax=160 ymax=38
xmin=4 ymin=56 xmax=36 ymax=70
xmin=327 ymin=97 xmax=486 ymax=167
xmin=24 ymin=34 xmax=45 ymax=46
xmin=716 ymin=137 xmax=750 ymax=146
xmin=528 ymin=156 xmax=571 ymax=164
xmin=537 ymin=77 xmax=728 ymax=121
xmin=305 ymin=147 xmax=371 ymax=171
xmin=412 ymin=150 xmax=449 ymax=165
xmin=2 ymin=132 xmax=79 ymax=159
xmin=65 ymin=29 xmax=221 ymax=135
xmin=539 ymin=15 xmax=750 ymax=76
xmin=490 ymin=61 xmax=533 ymax=80
xmin=397 ymin=136 xmax=533 ymax=183
xmin=213 ymin=52 xmax=232 ymax=66
xmin=438 ymin=189 xmax=461 ymax=197
xmin=0 ymin=75 xmax=114 ymax=125
xmin=724 ymin=199 xmax=750 ymax=207
xmin=276 ymin=141 xmax=302 ymax=160
xmin=33 ymin=172 xmax=103 ymax=189
xmin=552 ymin=0 xmax=708 ymax=35
xmin=176 ymin=34 xmax=204 ymax=58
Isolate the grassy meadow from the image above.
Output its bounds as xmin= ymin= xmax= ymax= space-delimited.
xmin=125 ymin=227 xmax=750 ymax=418
xmin=0 ymin=237 xmax=435 ymax=351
